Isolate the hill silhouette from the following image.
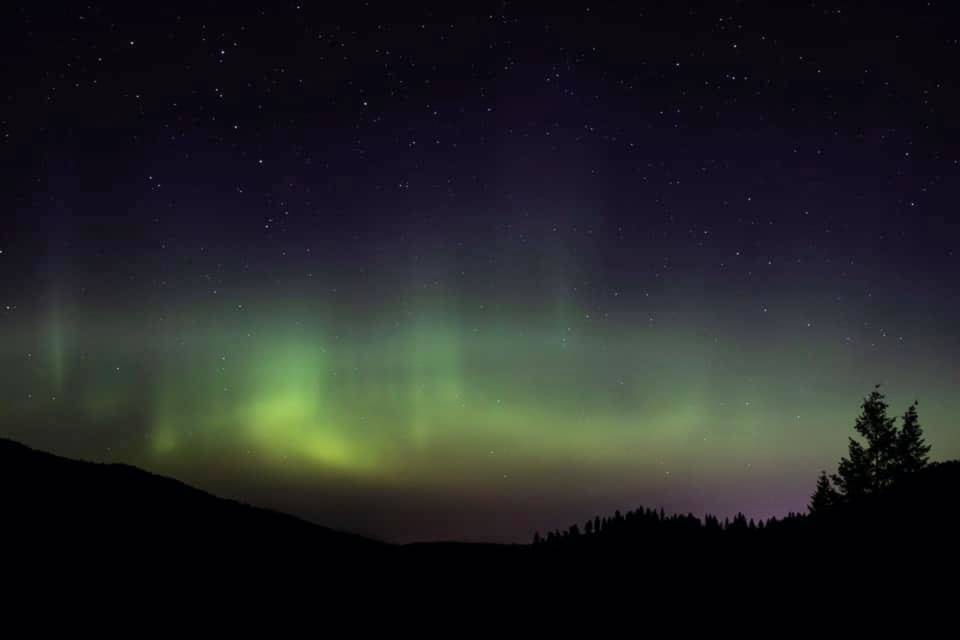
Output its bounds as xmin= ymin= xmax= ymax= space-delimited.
xmin=0 ymin=438 xmax=388 ymax=572
xmin=4 ymin=435 xmax=959 ymax=585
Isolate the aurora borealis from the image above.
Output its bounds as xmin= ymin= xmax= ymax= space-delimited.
xmin=3 ymin=2 xmax=960 ymax=542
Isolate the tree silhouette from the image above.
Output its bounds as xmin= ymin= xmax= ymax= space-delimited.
xmin=895 ymin=402 xmax=930 ymax=476
xmin=809 ymin=470 xmax=839 ymax=515
xmin=832 ymin=386 xmax=899 ymax=497
xmin=832 ymin=438 xmax=871 ymax=499
xmin=532 ymin=387 xmax=946 ymax=556
xmin=828 ymin=386 xmax=935 ymax=506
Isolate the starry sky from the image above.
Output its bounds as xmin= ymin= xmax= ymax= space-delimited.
xmin=1 ymin=1 xmax=959 ymax=542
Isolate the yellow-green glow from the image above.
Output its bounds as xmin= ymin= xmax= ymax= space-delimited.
xmin=4 ymin=293 xmax=959 ymax=542
xmin=151 ymin=424 xmax=179 ymax=455
xmin=47 ymin=299 xmax=65 ymax=394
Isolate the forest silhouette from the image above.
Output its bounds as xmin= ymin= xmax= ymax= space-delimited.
xmin=3 ymin=385 xmax=958 ymax=584
xmin=532 ymin=385 xmax=941 ymax=549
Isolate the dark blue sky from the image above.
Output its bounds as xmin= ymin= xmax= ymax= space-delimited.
xmin=1 ymin=1 xmax=958 ymax=542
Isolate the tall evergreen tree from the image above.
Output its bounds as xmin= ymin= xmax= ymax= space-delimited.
xmin=833 ymin=386 xmax=899 ymax=497
xmin=833 ymin=438 xmax=871 ymax=499
xmin=895 ymin=401 xmax=931 ymax=475
xmin=809 ymin=470 xmax=839 ymax=514
xmin=857 ymin=386 xmax=899 ymax=491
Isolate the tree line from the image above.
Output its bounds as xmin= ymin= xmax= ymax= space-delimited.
xmin=533 ymin=385 xmax=932 ymax=546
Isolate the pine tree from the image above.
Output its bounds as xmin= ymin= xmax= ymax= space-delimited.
xmin=833 ymin=386 xmax=899 ymax=497
xmin=857 ymin=386 xmax=899 ymax=490
xmin=809 ymin=470 xmax=839 ymax=514
xmin=895 ymin=401 xmax=931 ymax=476
xmin=833 ymin=437 xmax=871 ymax=499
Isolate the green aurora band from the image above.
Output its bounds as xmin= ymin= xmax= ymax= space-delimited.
xmin=2 ymin=282 xmax=958 ymax=542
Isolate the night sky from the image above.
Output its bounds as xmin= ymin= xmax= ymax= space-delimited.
xmin=2 ymin=1 xmax=959 ymax=543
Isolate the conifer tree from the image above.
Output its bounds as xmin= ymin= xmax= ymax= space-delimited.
xmin=809 ymin=470 xmax=839 ymax=514
xmin=833 ymin=438 xmax=871 ymax=499
xmin=895 ymin=401 xmax=931 ymax=475
xmin=833 ymin=386 xmax=899 ymax=497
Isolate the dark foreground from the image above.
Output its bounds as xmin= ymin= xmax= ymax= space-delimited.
xmin=3 ymin=437 xmax=958 ymax=594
